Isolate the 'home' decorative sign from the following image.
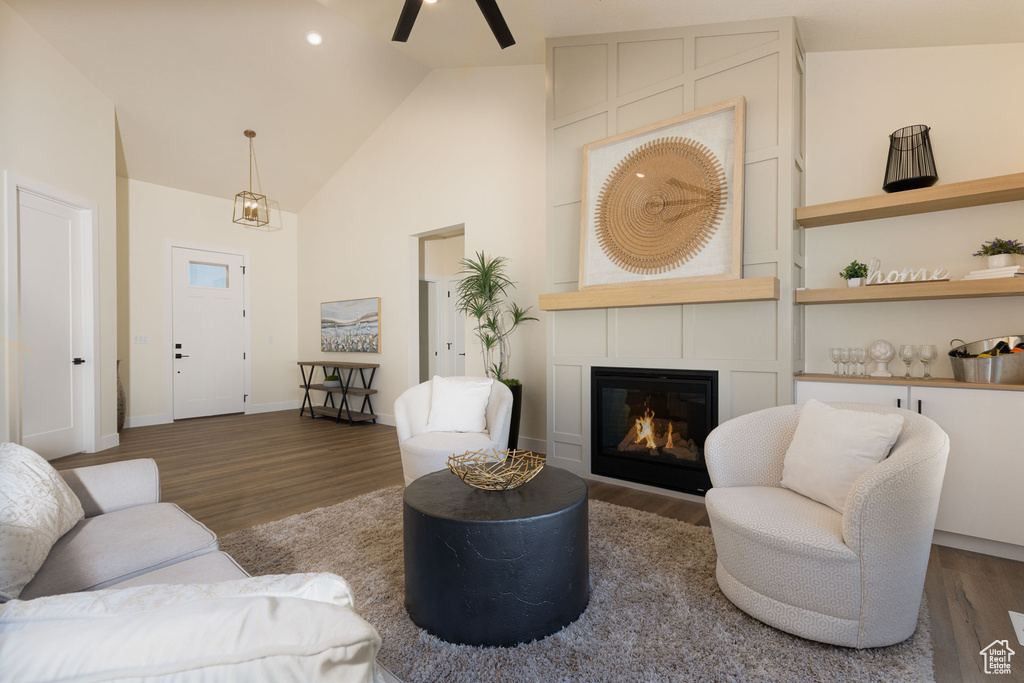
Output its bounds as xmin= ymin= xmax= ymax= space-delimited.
xmin=866 ymin=257 xmax=949 ymax=285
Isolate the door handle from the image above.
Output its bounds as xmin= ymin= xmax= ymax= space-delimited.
xmin=917 ymin=399 xmax=922 ymax=414
xmin=896 ymin=398 xmax=901 ymax=408
xmin=175 ymin=353 xmax=190 ymax=359
xmin=72 ymin=358 xmax=86 ymax=365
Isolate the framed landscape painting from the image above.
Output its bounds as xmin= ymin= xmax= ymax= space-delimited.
xmin=321 ymin=297 xmax=380 ymax=353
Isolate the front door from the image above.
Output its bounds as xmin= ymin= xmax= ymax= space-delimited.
xmin=171 ymin=247 xmax=245 ymax=419
xmin=16 ymin=191 xmax=86 ymax=458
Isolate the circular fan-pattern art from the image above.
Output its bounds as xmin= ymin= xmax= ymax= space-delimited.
xmin=595 ymin=136 xmax=727 ymax=274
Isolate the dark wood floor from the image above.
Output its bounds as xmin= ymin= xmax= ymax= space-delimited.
xmin=57 ymin=411 xmax=1022 ymax=683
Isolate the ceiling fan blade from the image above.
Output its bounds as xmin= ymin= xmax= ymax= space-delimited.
xmin=475 ymin=0 xmax=515 ymax=49
xmin=392 ymin=0 xmax=423 ymax=42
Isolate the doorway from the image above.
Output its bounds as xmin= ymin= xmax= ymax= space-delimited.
xmin=3 ymin=174 xmax=100 ymax=459
xmin=170 ymin=246 xmax=246 ymax=419
xmin=413 ymin=228 xmax=466 ymax=384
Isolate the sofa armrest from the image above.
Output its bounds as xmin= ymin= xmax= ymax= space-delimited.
xmin=704 ymin=404 xmax=801 ymax=488
xmin=58 ymin=459 xmax=161 ymax=517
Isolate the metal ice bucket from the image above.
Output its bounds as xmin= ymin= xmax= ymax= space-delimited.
xmin=948 ymin=336 xmax=1024 ymax=385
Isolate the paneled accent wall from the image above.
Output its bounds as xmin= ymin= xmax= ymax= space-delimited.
xmin=545 ymin=19 xmax=805 ymax=496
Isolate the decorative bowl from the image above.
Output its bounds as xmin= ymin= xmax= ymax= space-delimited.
xmin=447 ymin=449 xmax=545 ymax=490
xmin=323 ymin=380 xmax=342 ymax=388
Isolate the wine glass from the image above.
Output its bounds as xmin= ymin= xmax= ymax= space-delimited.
xmin=898 ymin=344 xmax=918 ymax=379
xmin=838 ymin=347 xmax=851 ymax=377
xmin=918 ymin=344 xmax=938 ymax=380
xmin=829 ymin=347 xmax=843 ymax=376
xmin=853 ymin=347 xmax=868 ymax=377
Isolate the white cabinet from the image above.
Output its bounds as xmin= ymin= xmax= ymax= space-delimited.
xmin=795 ymin=380 xmax=1024 ymax=549
xmin=795 ymin=380 xmax=907 ymax=407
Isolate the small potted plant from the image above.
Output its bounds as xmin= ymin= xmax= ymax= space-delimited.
xmin=323 ymin=374 xmax=341 ymax=388
xmin=839 ymin=260 xmax=868 ymax=287
xmin=973 ymin=237 xmax=1024 ymax=269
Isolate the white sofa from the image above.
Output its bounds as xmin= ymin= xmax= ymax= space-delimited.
xmin=704 ymin=403 xmax=949 ymax=648
xmin=394 ymin=377 xmax=513 ymax=485
xmin=0 ymin=452 xmax=398 ymax=682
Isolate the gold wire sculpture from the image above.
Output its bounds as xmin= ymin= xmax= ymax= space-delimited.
xmin=595 ymin=136 xmax=727 ymax=274
xmin=447 ymin=449 xmax=546 ymax=490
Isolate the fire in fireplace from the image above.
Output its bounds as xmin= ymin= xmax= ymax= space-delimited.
xmin=591 ymin=366 xmax=718 ymax=495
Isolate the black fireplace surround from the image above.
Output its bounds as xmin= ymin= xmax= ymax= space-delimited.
xmin=591 ymin=366 xmax=717 ymax=495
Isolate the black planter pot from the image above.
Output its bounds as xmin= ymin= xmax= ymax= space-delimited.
xmin=506 ymin=382 xmax=523 ymax=450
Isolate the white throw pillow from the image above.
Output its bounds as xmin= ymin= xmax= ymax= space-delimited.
xmin=0 ymin=443 xmax=84 ymax=601
xmin=780 ymin=400 xmax=905 ymax=513
xmin=0 ymin=573 xmax=383 ymax=682
xmin=425 ymin=375 xmax=494 ymax=433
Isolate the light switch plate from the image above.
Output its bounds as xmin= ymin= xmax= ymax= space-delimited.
xmin=1010 ymin=610 xmax=1024 ymax=647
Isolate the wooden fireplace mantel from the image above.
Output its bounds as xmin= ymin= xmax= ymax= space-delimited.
xmin=537 ymin=277 xmax=779 ymax=311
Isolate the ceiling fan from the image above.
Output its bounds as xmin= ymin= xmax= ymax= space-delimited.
xmin=392 ymin=0 xmax=516 ymax=49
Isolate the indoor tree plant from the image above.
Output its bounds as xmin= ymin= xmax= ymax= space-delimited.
xmin=973 ymin=237 xmax=1024 ymax=269
xmin=455 ymin=251 xmax=537 ymax=449
xmin=839 ymin=260 xmax=868 ymax=287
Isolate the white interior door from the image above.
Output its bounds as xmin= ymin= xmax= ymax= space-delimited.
xmin=16 ymin=191 xmax=86 ymax=457
xmin=172 ymin=247 xmax=244 ymax=419
xmin=442 ymin=277 xmax=465 ymax=377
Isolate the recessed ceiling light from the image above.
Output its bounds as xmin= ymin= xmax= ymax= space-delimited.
xmin=424 ymin=0 xmax=437 ymax=4
xmin=305 ymin=31 xmax=323 ymax=46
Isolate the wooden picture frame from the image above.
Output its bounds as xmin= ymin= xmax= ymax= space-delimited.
xmin=579 ymin=97 xmax=746 ymax=290
xmin=321 ymin=297 xmax=380 ymax=353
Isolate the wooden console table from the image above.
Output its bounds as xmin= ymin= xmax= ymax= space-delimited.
xmin=298 ymin=361 xmax=378 ymax=425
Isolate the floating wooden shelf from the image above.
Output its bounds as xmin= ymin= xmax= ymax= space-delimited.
xmin=796 ymin=373 xmax=1024 ymax=392
xmin=795 ymin=172 xmax=1024 ymax=228
xmin=538 ymin=277 xmax=779 ymax=311
xmin=795 ymin=277 xmax=1024 ymax=304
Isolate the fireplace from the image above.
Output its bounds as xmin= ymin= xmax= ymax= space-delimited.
xmin=591 ymin=367 xmax=717 ymax=495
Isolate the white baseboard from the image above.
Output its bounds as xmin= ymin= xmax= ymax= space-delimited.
xmin=125 ymin=413 xmax=173 ymax=429
xmin=247 ymin=400 xmax=299 ymax=414
xmin=90 ymin=433 xmax=119 ymax=452
xmin=375 ymin=413 xmax=395 ymax=427
xmin=932 ymin=530 xmax=1024 ymax=562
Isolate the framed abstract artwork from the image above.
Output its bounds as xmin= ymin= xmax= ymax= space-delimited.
xmin=321 ymin=297 xmax=380 ymax=353
xmin=579 ymin=97 xmax=746 ymax=290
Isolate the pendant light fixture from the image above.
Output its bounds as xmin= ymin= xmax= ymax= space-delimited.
xmin=233 ymin=130 xmax=269 ymax=227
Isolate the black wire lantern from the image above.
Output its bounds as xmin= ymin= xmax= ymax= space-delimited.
xmin=882 ymin=125 xmax=938 ymax=193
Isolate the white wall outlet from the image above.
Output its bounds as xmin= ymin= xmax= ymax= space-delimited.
xmin=132 ymin=335 xmax=148 ymax=344
xmin=268 ymin=335 xmax=274 ymax=344
xmin=1010 ymin=610 xmax=1024 ymax=647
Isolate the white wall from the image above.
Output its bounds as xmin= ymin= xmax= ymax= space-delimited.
xmin=804 ymin=45 xmax=1024 ymax=377
xmin=545 ymin=20 xmax=804 ymax=489
xmin=298 ymin=66 xmax=547 ymax=445
xmin=0 ymin=0 xmax=118 ymax=447
xmin=124 ymin=179 xmax=299 ymax=424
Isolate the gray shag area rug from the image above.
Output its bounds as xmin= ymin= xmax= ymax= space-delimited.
xmin=220 ymin=486 xmax=934 ymax=683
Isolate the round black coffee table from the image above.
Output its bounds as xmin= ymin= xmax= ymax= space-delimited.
xmin=403 ymin=466 xmax=589 ymax=647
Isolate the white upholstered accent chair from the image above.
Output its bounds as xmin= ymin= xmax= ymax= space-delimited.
xmin=394 ymin=378 xmax=514 ymax=486
xmin=704 ymin=402 xmax=949 ymax=648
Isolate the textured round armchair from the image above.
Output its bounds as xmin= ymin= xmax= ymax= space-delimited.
xmin=704 ymin=402 xmax=949 ymax=648
xmin=394 ymin=378 xmax=513 ymax=486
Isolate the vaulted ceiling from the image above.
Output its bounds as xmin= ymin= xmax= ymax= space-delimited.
xmin=8 ymin=0 xmax=1022 ymax=212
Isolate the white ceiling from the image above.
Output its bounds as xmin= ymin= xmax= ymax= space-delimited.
xmin=8 ymin=0 xmax=1023 ymax=212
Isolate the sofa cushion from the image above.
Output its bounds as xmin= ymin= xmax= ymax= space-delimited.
xmin=0 ymin=573 xmax=383 ymax=683
xmin=425 ymin=375 xmax=493 ymax=433
xmin=0 ymin=443 xmax=84 ymax=602
xmin=108 ymin=551 xmax=249 ymax=589
xmin=706 ymin=485 xmax=861 ymax=620
xmin=19 ymin=502 xmax=218 ymax=599
xmin=781 ymin=399 xmax=904 ymax=513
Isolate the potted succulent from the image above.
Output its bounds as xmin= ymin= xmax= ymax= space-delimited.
xmin=973 ymin=237 xmax=1024 ymax=269
xmin=323 ymin=374 xmax=341 ymax=388
xmin=455 ymin=251 xmax=537 ymax=449
xmin=839 ymin=260 xmax=869 ymax=287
